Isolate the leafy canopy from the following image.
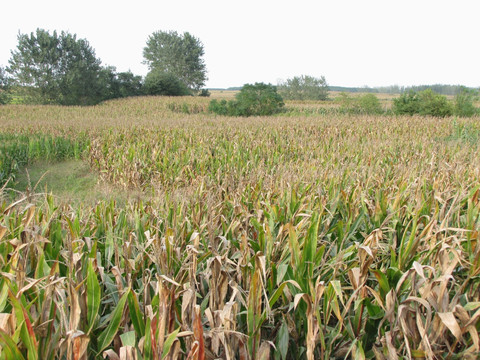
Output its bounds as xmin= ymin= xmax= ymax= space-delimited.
xmin=8 ymin=29 xmax=105 ymax=105
xmin=0 ymin=66 xmax=11 ymax=104
xmin=143 ymin=30 xmax=207 ymax=91
xmin=454 ymin=87 xmax=478 ymax=117
xmin=144 ymin=70 xmax=190 ymax=96
xmin=278 ymin=75 xmax=329 ymax=101
xmin=393 ymin=89 xmax=453 ymax=117
xmin=209 ymin=83 xmax=285 ymax=117
xmin=337 ymin=92 xmax=383 ymax=114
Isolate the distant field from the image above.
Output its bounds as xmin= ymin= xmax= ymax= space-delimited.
xmin=0 ymin=96 xmax=479 ymax=359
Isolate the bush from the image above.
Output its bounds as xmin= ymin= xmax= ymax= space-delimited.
xmin=357 ymin=94 xmax=383 ymax=114
xmin=0 ymin=90 xmax=10 ymax=105
xmin=392 ymin=91 xmax=421 ymax=115
xmin=278 ymin=75 xmax=329 ymax=100
xmin=454 ymin=88 xmax=478 ymax=117
xmin=208 ymin=99 xmax=229 ymax=115
xmin=393 ymin=89 xmax=453 ymax=117
xmin=337 ymin=92 xmax=383 ymax=114
xmin=144 ymin=71 xmax=190 ymax=96
xmin=198 ymin=89 xmax=211 ymax=97
xmin=209 ymin=83 xmax=284 ymax=117
xmin=417 ymin=89 xmax=453 ymax=117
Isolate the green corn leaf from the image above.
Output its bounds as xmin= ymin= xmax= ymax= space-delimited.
xmin=0 ymin=330 xmax=25 ymax=360
xmin=120 ymin=331 xmax=136 ymax=347
xmin=20 ymin=321 xmax=38 ymax=360
xmin=143 ymin=317 xmax=153 ymax=360
xmin=276 ymin=320 xmax=289 ymax=360
xmin=8 ymin=291 xmax=38 ymax=360
xmin=97 ymin=288 xmax=129 ymax=354
xmin=372 ymin=270 xmax=390 ymax=298
xmin=127 ymin=289 xmax=145 ymax=338
xmin=161 ymin=327 xmax=180 ymax=359
xmin=86 ymin=260 xmax=101 ymax=334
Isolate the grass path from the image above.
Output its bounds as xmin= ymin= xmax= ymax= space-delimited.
xmin=10 ymin=160 xmax=135 ymax=204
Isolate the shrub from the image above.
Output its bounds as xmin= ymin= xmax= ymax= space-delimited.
xmin=208 ymin=99 xmax=229 ymax=115
xmin=417 ymin=89 xmax=453 ymax=117
xmin=393 ymin=89 xmax=453 ymax=117
xmin=336 ymin=92 xmax=355 ymax=112
xmin=392 ymin=91 xmax=421 ymax=115
xmin=198 ymin=89 xmax=211 ymax=97
xmin=337 ymin=92 xmax=383 ymax=114
xmin=357 ymin=94 xmax=383 ymax=114
xmin=0 ymin=90 xmax=10 ymax=105
xmin=278 ymin=75 xmax=329 ymax=100
xmin=144 ymin=71 xmax=190 ymax=96
xmin=454 ymin=88 xmax=478 ymax=117
xmin=209 ymin=83 xmax=284 ymax=117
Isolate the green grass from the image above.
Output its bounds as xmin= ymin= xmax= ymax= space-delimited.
xmin=9 ymin=160 xmax=136 ymax=204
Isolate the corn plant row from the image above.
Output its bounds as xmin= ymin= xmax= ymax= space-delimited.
xmin=0 ymin=182 xmax=479 ymax=359
xmin=0 ymin=97 xmax=479 ymax=359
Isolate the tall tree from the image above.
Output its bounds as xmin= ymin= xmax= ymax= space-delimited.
xmin=8 ymin=29 xmax=104 ymax=105
xmin=143 ymin=30 xmax=207 ymax=91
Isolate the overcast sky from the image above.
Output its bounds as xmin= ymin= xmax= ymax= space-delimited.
xmin=1 ymin=0 xmax=478 ymax=88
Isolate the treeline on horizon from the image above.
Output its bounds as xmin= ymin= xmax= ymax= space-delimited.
xmin=222 ymin=84 xmax=478 ymax=96
xmin=330 ymin=84 xmax=478 ymax=95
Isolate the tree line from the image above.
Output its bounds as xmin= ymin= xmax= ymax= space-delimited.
xmin=331 ymin=84 xmax=478 ymax=96
xmin=0 ymin=29 xmax=208 ymax=105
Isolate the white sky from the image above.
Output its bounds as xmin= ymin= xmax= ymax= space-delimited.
xmin=1 ymin=0 xmax=479 ymax=89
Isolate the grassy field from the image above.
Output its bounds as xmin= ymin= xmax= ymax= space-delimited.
xmin=0 ymin=96 xmax=480 ymax=359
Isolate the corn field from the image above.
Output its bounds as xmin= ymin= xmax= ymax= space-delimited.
xmin=1 ymin=96 xmax=480 ymax=359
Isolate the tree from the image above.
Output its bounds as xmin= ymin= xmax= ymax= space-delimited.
xmin=143 ymin=31 xmax=207 ymax=91
xmin=97 ymin=67 xmax=144 ymax=101
xmin=417 ymin=89 xmax=452 ymax=117
xmin=278 ymin=75 xmax=329 ymax=100
xmin=209 ymin=83 xmax=284 ymax=117
xmin=393 ymin=90 xmax=453 ymax=117
xmin=337 ymin=92 xmax=383 ymax=114
xmin=8 ymin=29 xmax=104 ymax=105
xmin=0 ymin=66 xmax=11 ymax=104
xmin=144 ymin=70 xmax=190 ymax=96
xmin=116 ymin=71 xmax=143 ymax=98
xmin=454 ymin=87 xmax=478 ymax=117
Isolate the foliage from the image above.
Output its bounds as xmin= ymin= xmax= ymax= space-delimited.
xmin=143 ymin=30 xmax=207 ymax=91
xmin=454 ymin=87 xmax=478 ymax=117
xmin=0 ymin=67 xmax=12 ymax=105
xmin=337 ymin=92 xmax=383 ymax=114
xmin=208 ymin=99 xmax=230 ymax=115
xmin=278 ymin=75 xmax=329 ymax=100
xmin=357 ymin=93 xmax=383 ymax=114
xmin=209 ymin=83 xmax=284 ymax=116
xmin=7 ymin=29 xmax=106 ymax=105
xmin=392 ymin=90 xmax=420 ymax=115
xmin=98 ymin=67 xmax=144 ymax=100
xmin=446 ymin=119 xmax=480 ymax=144
xmin=198 ymin=88 xmax=211 ymax=97
xmin=144 ymin=71 xmax=190 ymax=96
xmin=1 ymin=97 xmax=480 ymax=359
xmin=393 ymin=89 xmax=453 ymax=117
xmin=417 ymin=89 xmax=453 ymax=117
xmin=0 ymin=133 xmax=89 ymax=185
